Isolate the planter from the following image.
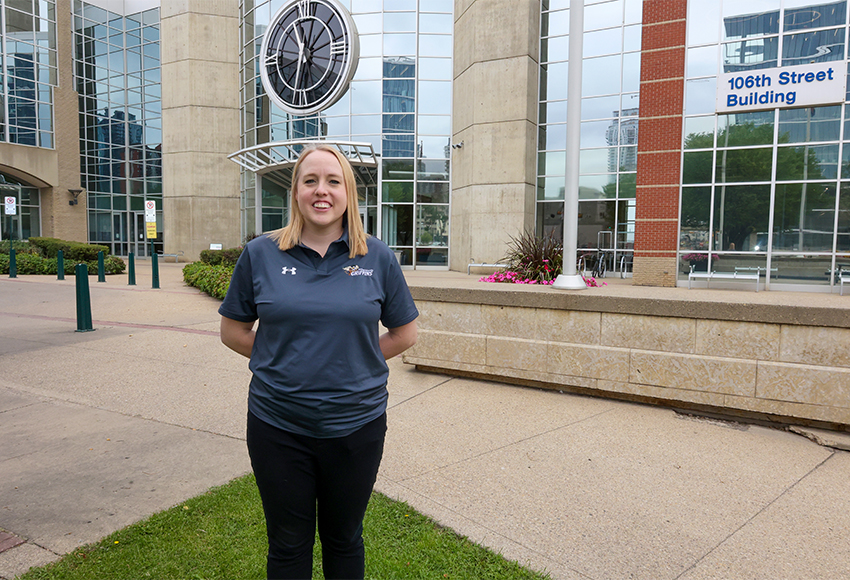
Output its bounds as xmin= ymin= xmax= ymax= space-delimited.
xmin=689 ymin=260 xmax=709 ymax=272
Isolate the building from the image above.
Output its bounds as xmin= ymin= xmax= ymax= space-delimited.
xmin=2 ymin=0 xmax=849 ymax=291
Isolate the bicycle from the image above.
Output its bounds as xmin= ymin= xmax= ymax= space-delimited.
xmin=591 ymin=249 xmax=607 ymax=279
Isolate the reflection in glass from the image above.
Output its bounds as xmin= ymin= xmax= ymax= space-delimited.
xmin=581 ymin=54 xmax=621 ymax=96
xmin=417 ymin=81 xmax=451 ymax=114
xmin=584 ymin=0 xmax=622 ymax=31
xmin=773 ymin=182 xmax=836 ymax=252
xmin=688 ymin=1 xmax=721 ymax=46
xmin=578 ymin=174 xmax=616 ymax=199
xmin=782 ymin=28 xmax=845 ymax=65
xmin=584 ymin=28 xmax=622 ymax=58
xmin=777 ymin=144 xmax=838 ymax=180
xmin=382 ymin=182 xmax=414 ymax=202
xmin=685 ymin=78 xmax=717 ymax=115
xmin=417 ymin=205 xmax=449 ymax=246
xmin=537 ymin=176 xmax=566 ymax=200
xmin=715 ymin=147 xmax=772 ymax=182
xmin=541 ymin=9 xmax=569 ymax=38
xmin=382 ymin=204 xmax=414 ymax=247
xmin=717 ymin=110 xmax=774 ymax=146
xmin=681 ymin=186 xmax=711 ymax=251
xmin=722 ymin=37 xmax=778 ymax=72
xmin=688 ymin=45 xmax=720 ymax=78
xmin=722 ymin=7 xmax=779 ymax=40
xmin=714 ymin=184 xmax=771 ymax=251
xmin=543 ymin=35 xmax=570 ymax=64
xmin=784 ymin=1 xmax=846 ymax=32
xmin=581 ymin=94 xmax=619 ymax=120
xmin=778 ymin=106 xmax=841 ymax=143
xmin=541 ymin=62 xmax=568 ymax=101
xmin=684 ymin=116 xmax=716 ymax=148
xmin=418 ymin=181 xmax=449 ymax=203
xmin=419 ymin=34 xmax=452 ymax=57
xmin=683 ymin=150 xmax=714 ymax=184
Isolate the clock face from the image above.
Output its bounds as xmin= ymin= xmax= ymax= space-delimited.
xmin=260 ymin=0 xmax=359 ymax=116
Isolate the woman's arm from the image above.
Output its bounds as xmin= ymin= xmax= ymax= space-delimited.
xmin=220 ymin=316 xmax=256 ymax=359
xmin=379 ymin=319 xmax=418 ymax=360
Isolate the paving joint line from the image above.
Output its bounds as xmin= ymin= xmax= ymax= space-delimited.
xmin=673 ymin=450 xmax=837 ymax=579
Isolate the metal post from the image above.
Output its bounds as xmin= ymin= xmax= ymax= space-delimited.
xmin=57 ymin=249 xmax=65 ymax=280
xmin=97 ymin=250 xmax=106 ymax=282
xmin=151 ymin=240 xmax=160 ymax=289
xmin=552 ymin=0 xmax=587 ymax=290
xmin=74 ymin=264 xmax=95 ymax=332
xmin=128 ymin=252 xmax=136 ymax=285
xmin=8 ymin=247 xmax=16 ymax=278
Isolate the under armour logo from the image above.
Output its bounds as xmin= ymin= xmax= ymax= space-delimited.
xmin=281 ymin=267 xmax=297 ymax=275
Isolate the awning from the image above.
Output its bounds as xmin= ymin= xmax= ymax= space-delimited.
xmin=227 ymin=140 xmax=379 ymax=191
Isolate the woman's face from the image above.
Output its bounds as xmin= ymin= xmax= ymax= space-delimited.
xmin=294 ymin=150 xmax=348 ymax=235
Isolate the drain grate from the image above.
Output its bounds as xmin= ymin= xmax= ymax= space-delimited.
xmin=0 ymin=531 xmax=25 ymax=553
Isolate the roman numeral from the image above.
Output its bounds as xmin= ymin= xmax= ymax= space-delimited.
xmin=330 ymin=41 xmax=346 ymax=55
xmin=297 ymin=0 xmax=311 ymax=19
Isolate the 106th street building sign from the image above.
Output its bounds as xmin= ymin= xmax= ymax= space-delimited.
xmin=717 ymin=62 xmax=846 ymax=113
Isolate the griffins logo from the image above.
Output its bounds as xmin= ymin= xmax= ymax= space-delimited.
xmin=342 ymin=265 xmax=373 ymax=277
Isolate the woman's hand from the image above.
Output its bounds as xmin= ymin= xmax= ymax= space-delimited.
xmin=220 ymin=316 xmax=256 ymax=359
xmin=379 ymin=319 xmax=418 ymax=360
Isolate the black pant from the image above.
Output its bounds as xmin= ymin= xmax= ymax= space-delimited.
xmin=246 ymin=411 xmax=387 ymax=580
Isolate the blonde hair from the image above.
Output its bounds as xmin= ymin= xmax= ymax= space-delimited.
xmin=268 ymin=144 xmax=369 ymax=258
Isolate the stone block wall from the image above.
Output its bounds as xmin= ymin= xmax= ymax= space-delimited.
xmin=403 ymin=287 xmax=850 ymax=428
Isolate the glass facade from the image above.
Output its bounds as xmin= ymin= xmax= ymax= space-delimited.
xmin=0 ymin=0 xmax=57 ymax=147
xmin=537 ymin=0 xmax=642 ymax=276
xmin=240 ymin=0 xmax=452 ymax=267
xmin=684 ymin=0 xmax=850 ymax=289
xmin=0 ymin=171 xmax=39 ymax=239
xmin=73 ymin=1 xmax=162 ymax=256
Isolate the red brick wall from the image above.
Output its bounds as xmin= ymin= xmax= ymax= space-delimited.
xmin=634 ymin=0 xmax=687 ymax=266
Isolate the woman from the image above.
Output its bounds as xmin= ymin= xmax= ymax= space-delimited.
xmin=219 ymin=144 xmax=418 ymax=579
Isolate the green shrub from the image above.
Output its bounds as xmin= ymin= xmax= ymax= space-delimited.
xmin=199 ymin=247 xmax=243 ymax=267
xmin=0 ymin=240 xmax=35 ymax=255
xmin=27 ymin=237 xmax=110 ymax=261
xmin=183 ymin=261 xmax=233 ymax=300
xmin=0 ymin=253 xmax=124 ymax=275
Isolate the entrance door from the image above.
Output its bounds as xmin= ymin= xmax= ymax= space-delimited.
xmin=130 ymin=212 xmax=148 ymax=257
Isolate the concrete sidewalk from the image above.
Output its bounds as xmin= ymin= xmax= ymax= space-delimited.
xmin=1 ymin=263 xmax=849 ymax=579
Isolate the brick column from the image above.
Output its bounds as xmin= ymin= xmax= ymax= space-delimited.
xmin=633 ymin=0 xmax=687 ymax=286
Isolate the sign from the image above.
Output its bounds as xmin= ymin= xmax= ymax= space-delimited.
xmin=4 ymin=196 xmax=16 ymax=215
xmin=209 ymin=243 xmax=223 ymax=250
xmin=144 ymin=200 xmax=157 ymax=239
xmin=716 ymin=62 xmax=846 ymax=114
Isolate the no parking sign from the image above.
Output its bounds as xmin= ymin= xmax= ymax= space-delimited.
xmin=4 ymin=196 xmax=16 ymax=215
xmin=145 ymin=200 xmax=157 ymax=239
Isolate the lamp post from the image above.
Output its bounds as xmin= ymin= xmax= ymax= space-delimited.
xmin=552 ymin=0 xmax=587 ymax=290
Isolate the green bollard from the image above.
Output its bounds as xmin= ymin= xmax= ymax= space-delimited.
xmin=151 ymin=241 xmax=160 ymax=289
xmin=97 ymin=251 xmax=105 ymax=282
xmin=57 ymin=249 xmax=65 ymax=280
xmin=9 ymin=247 xmax=16 ymax=278
xmin=74 ymin=264 xmax=95 ymax=332
xmin=128 ymin=252 xmax=136 ymax=285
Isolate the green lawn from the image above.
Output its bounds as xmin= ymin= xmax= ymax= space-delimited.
xmin=19 ymin=474 xmax=550 ymax=580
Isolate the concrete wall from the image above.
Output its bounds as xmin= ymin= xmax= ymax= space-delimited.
xmin=404 ymin=286 xmax=850 ymax=428
xmin=450 ymin=0 xmax=539 ymax=271
xmin=161 ymin=1 xmax=241 ymax=260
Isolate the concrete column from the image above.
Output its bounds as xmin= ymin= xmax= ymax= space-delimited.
xmin=632 ymin=0 xmax=687 ymax=286
xmin=450 ymin=0 xmax=540 ymax=271
xmin=53 ymin=0 xmax=86 ymax=242
xmin=161 ymin=1 xmax=241 ymax=260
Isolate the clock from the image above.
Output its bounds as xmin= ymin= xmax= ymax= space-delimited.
xmin=260 ymin=0 xmax=360 ymax=116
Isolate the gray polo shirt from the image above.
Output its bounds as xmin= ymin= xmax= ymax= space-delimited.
xmin=219 ymin=231 xmax=419 ymax=438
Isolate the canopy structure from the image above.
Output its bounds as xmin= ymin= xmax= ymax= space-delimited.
xmin=227 ymin=140 xmax=379 ymax=192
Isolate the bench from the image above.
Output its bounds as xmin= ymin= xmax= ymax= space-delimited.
xmin=467 ymin=260 xmax=508 ymax=275
xmin=157 ymin=250 xmax=185 ymax=263
xmin=688 ymin=265 xmax=760 ymax=291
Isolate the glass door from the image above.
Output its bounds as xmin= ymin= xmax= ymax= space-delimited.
xmin=130 ymin=212 xmax=148 ymax=257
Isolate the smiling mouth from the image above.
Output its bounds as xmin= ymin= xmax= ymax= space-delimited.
xmin=313 ymin=202 xmax=331 ymax=209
